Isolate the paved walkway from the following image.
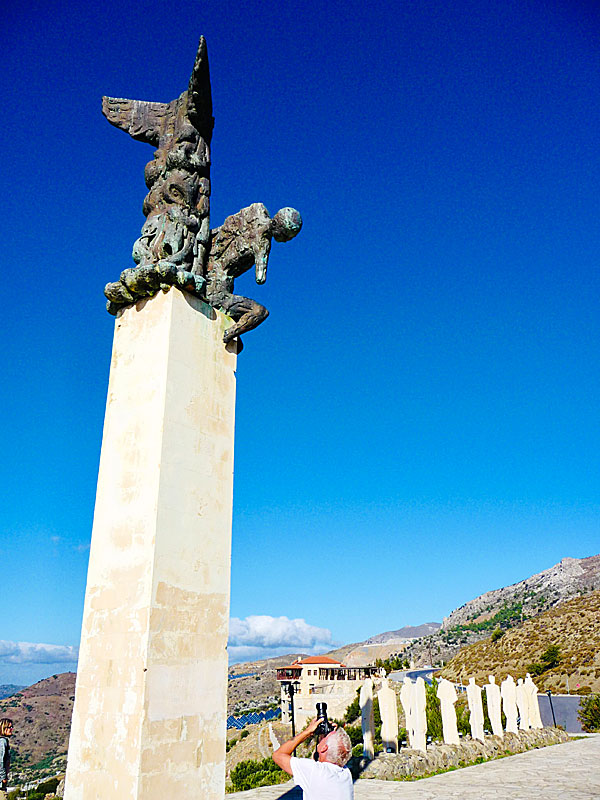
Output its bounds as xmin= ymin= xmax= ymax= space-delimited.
xmin=228 ymin=735 xmax=600 ymax=800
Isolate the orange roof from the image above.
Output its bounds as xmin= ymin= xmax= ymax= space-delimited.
xmin=278 ymin=656 xmax=346 ymax=669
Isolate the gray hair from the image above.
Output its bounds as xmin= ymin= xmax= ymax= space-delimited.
xmin=324 ymin=728 xmax=352 ymax=766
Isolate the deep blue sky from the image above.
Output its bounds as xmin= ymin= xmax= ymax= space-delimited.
xmin=1 ymin=0 xmax=599 ymax=683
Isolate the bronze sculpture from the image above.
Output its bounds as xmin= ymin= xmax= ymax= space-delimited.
xmin=102 ymin=37 xmax=302 ymax=343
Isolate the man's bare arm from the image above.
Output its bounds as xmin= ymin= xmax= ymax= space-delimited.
xmin=272 ymin=717 xmax=321 ymax=775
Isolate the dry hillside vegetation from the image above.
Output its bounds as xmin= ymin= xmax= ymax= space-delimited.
xmin=227 ymin=670 xmax=280 ymax=714
xmin=440 ymin=589 xmax=600 ymax=692
xmin=225 ymin=720 xmax=291 ymax=785
xmin=0 ymin=673 xmax=75 ymax=771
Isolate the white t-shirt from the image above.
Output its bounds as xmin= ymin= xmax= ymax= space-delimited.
xmin=290 ymin=757 xmax=353 ymax=800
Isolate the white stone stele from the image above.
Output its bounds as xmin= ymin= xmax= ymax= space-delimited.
xmin=484 ymin=675 xmax=503 ymax=738
xmin=516 ymin=677 xmax=531 ymax=730
xmin=399 ymin=677 xmax=414 ymax=747
xmin=436 ymin=678 xmax=459 ymax=745
xmin=360 ymin=678 xmax=375 ymax=760
xmin=64 ymin=289 xmax=238 ymax=800
xmin=466 ymin=677 xmax=484 ymax=742
xmin=412 ymin=677 xmax=427 ymax=753
xmin=524 ymin=673 xmax=543 ymax=729
xmin=377 ymin=678 xmax=398 ymax=753
xmin=500 ymin=675 xmax=519 ymax=734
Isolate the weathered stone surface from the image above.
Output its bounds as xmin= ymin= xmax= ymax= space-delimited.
xmin=63 ymin=290 xmax=238 ymax=800
xmin=353 ymin=728 xmax=570 ymax=780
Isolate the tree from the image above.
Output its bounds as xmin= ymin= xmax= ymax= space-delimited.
xmin=540 ymin=644 xmax=561 ymax=670
xmin=578 ymin=694 xmax=600 ymax=733
xmin=343 ymin=691 xmax=360 ymax=724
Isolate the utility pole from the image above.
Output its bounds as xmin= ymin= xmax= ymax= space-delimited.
xmin=284 ymin=683 xmax=297 ymax=738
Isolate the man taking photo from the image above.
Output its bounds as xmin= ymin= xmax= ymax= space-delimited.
xmin=273 ymin=716 xmax=353 ymax=800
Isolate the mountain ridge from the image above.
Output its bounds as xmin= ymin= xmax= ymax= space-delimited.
xmin=443 ymin=554 xmax=600 ymax=630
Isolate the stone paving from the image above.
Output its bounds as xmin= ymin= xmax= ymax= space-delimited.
xmin=227 ymin=734 xmax=600 ymax=800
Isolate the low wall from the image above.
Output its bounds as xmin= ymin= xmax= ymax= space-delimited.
xmin=352 ymin=728 xmax=570 ymax=780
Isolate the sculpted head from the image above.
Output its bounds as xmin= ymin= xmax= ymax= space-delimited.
xmin=272 ymin=207 xmax=303 ymax=242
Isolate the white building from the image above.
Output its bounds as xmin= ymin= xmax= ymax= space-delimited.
xmin=276 ymin=656 xmax=384 ymax=728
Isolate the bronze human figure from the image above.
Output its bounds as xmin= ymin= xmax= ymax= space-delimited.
xmin=206 ymin=204 xmax=302 ymax=342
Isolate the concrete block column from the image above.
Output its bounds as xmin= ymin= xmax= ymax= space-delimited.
xmin=64 ymin=289 xmax=237 ymax=800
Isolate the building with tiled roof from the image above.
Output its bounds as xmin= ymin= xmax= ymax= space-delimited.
xmin=276 ymin=655 xmax=384 ymax=727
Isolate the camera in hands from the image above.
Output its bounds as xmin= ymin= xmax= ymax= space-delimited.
xmin=313 ymin=702 xmax=335 ymax=760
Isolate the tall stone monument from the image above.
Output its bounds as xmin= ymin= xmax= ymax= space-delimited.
xmin=436 ymin=678 xmax=459 ymax=745
xmin=500 ymin=675 xmax=519 ymax=734
xmin=466 ymin=677 xmax=484 ymax=742
xmin=516 ymin=677 xmax=530 ymax=730
xmin=64 ymin=37 xmax=301 ymax=800
xmin=412 ymin=677 xmax=427 ymax=753
xmin=360 ymin=678 xmax=375 ymax=760
xmin=377 ymin=678 xmax=398 ymax=753
xmin=524 ymin=673 xmax=543 ymax=729
xmin=484 ymin=675 xmax=503 ymax=738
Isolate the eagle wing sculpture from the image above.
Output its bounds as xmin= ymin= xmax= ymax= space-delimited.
xmin=101 ymin=97 xmax=172 ymax=146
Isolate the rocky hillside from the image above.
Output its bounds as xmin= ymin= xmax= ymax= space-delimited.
xmin=443 ymin=554 xmax=600 ymax=629
xmin=439 ymin=589 xmax=600 ymax=692
xmin=402 ymin=554 xmax=600 ymax=668
xmin=0 ymin=673 xmax=75 ymax=772
xmin=364 ymin=623 xmax=441 ymax=644
xmin=227 ymin=652 xmax=308 ymax=714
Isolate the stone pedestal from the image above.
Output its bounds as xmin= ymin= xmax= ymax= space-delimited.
xmin=64 ymin=289 xmax=238 ymax=800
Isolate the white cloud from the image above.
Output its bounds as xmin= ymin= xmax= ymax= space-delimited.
xmin=0 ymin=641 xmax=78 ymax=665
xmin=0 ymin=615 xmax=332 ymax=670
xmin=228 ymin=616 xmax=334 ymax=663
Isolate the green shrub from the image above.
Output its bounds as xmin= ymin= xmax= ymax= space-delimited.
xmin=491 ymin=628 xmax=504 ymax=642
xmin=240 ymin=729 xmax=250 ymax=739
xmin=540 ymin=644 xmax=561 ymax=670
xmin=578 ymin=694 xmax=600 ymax=731
xmin=455 ymin=697 xmax=472 ymax=736
xmin=527 ymin=662 xmax=544 ymax=677
xmin=528 ymin=643 xmax=561 ymax=676
xmin=425 ymin=679 xmax=442 ymax=740
xmin=447 ymin=602 xmax=524 ymax=636
xmin=229 ymin=758 xmax=288 ymax=791
xmin=344 ymin=724 xmax=362 ymax=747
xmin=375 ymin=655 xmax=409 ymax=675
xmin=343 ymin=692 xmax=360 ymax=724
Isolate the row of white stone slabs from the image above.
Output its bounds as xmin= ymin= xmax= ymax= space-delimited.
xmin=360 ymin=674 xmax=544 ymax=758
